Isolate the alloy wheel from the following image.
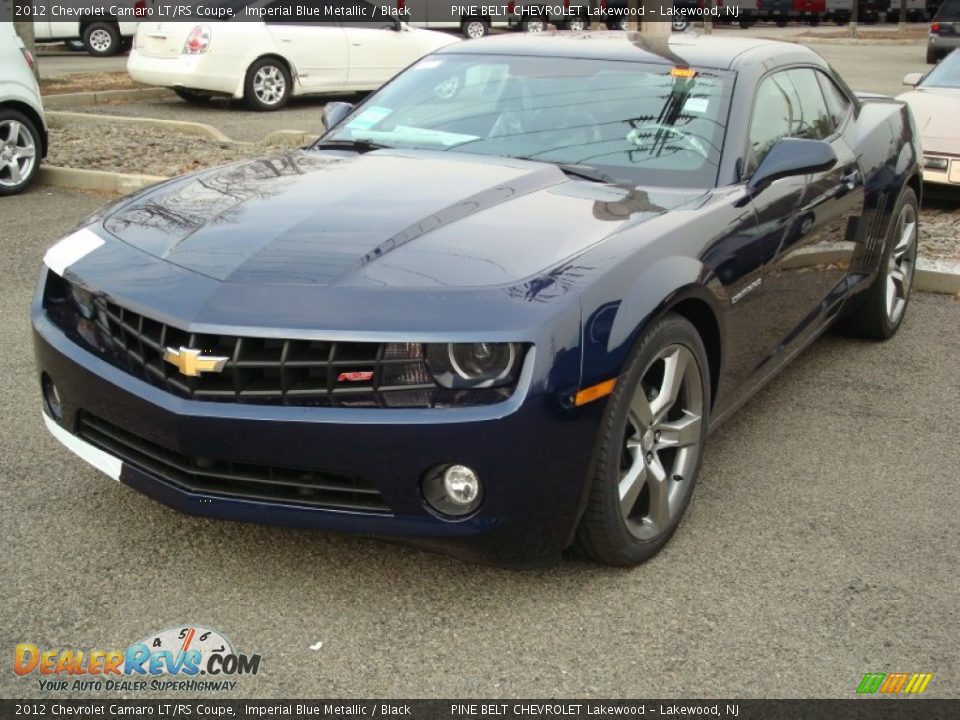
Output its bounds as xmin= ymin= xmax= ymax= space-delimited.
xmin=525 ymin=20 xmax=547 ymax=32
xmin=885 ymin=203 xmax=917 ymax=324
xmin=253 ymin=66 xmax=286 ymax=106
xmin=568 ymin=18 xmax=588 ymax=31
xmin=0 ymin=119 xmax=37 ymax=190
xmin=620 ymin=344 xmax=703 ymax=541
xmin=464 ymin=21 xmax=486 ymax=38
xmin=88 ymin=29 xmax=113 ymax=53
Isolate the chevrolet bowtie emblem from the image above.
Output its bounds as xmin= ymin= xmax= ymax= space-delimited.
xmin=163 ymin=347 xmax=229 ymax=377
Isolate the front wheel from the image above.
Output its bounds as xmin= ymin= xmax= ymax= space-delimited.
xmin=672 ymin=20 xmax=689 ymax=31
xmin=842 ymin=187 xmax=919 ymax=340
xmin=244 ymin=58 xmax=291 ymax=111
xmin=0 ymin=109 xmax=41 ymax=196
xmin=576 ymin=314 xmax=710 ymax=566
xmin=82 ymin=22 xmax=121 ymax=57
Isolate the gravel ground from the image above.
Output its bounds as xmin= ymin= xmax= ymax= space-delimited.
xmin=920 ymin=193 xmax=960 ymax=263
xmin=73 ymin=92 xmax=356 ymax=143
xmin=46 ymin=124 xmax=267 ymax=178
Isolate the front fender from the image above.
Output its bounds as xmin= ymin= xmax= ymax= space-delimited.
xmin=580 ymin=255 xmax=724 ymax=392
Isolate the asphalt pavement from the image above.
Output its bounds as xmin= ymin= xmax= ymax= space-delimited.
xmin=1 ymin=186 xmax=958 ymax=698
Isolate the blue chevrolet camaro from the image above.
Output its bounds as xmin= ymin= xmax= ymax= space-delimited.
xmin=33 ymin=33 xmax=921 ymax=566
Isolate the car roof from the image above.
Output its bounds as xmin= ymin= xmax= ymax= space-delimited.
xmin=436 ymin=31 xmax=826 ymax=72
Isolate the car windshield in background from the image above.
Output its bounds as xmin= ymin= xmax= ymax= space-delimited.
xmin=921 ymin=50 xmax=960 ymax=88
xmin=324 ymin=54 xmax=734 ymax=189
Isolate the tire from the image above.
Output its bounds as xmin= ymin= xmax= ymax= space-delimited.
xmin=523 ymin=18 xmax=547 ymax=32
xmin=82 ymin=22 xmax=121 ymax=57
xmin=173 ymin=87 xmax=212 ymax=104
xmin=842 ymin=187 xmax=919 ymax=340
xmin=243 ymin=57 xmax=292 ymax=111
xmin=461 ymin=18 xmax=489 ymax=38
xmin=926 ymin=49 xmax=938 ymax=64
xmin=672 ymin=20 xmax=689 ymax=31
xmin=0 ymin=109 xmax=42 ymax=196
xmin=575 ymin=314 xmax=711 ymax=567
xmin=565 ymin=15 xmax=588 ymax=31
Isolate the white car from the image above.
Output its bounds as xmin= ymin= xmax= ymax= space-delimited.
xmin=34 ymin=13 xmax=141 ymax=57
xmin=0 ymin=24 xmax=47 ymax=196
xmin=898 ymin=49 xmax=960 ymax=188
xmin=127 ymin=3 xmax=460 ymax=111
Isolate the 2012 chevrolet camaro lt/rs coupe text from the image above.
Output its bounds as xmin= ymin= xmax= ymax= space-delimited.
xmin=34 ymin=33 xmax=921 ymax=567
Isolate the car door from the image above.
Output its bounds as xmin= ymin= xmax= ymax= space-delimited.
xmin=262 ymin=0 xmax=348 ymax=91
xmin=747 ymin=67 xmax=864 ymax=363
xmin=340 ymin=1 xmax=421 ymax=88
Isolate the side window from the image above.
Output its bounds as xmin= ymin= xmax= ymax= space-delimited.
xmin=817 ymin=72 xmax=852 ymax=130
xmin=747 ymin=73 xmax=794 ymax=172
xmin=783 ymin=68 xmax=833 ymax=141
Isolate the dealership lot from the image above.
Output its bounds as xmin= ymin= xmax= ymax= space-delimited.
xmin=2 ymin=185 xmax=958 ymax=697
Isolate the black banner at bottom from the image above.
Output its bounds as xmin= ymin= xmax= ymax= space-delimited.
xmin=2 ymin=700 xmax=958 ymax=720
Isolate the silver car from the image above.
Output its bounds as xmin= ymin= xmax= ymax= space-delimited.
xmin=928 ymin=0 xmax=960 ymax=63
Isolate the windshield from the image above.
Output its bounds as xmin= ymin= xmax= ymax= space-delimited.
xmin=921 ymin=50 xmax=960 ymax=89
xmin=323 ymin=54 xmax=734 ymax=188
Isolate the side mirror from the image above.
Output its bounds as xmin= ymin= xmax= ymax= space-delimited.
xmin=747 ymin=138 xmax=837 ymax=194
xmin=902 ymin=72 xmax=923 ymax=86
xmin=322 ymin=101 xmax=354 ymax=131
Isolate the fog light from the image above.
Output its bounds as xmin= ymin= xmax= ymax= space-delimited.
xmin=422 ymin=464 xmax=483 ymax=517
xmin=923 ymin=155 xmax=949 ymax=170
xmin=42 ymin=373 xmax=63 ymax=421
xmin=443 ymin=465 xmax=480 ymax=505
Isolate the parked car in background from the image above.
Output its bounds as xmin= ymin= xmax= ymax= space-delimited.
xmin=928 ymin=0 xmax=960 ymax=63
xmin=885 ymin=0 xmax=929 ymax=23
xmin=824 ymin=0 xmax=891 ymax=23
xmin=128 ymin=2 xmax=459 ymax=110
xmin=33 ymin=5 xmax=143 ymax=57
xmin=899 ymin=49 xmax=960 ymax=187
xmin=37 ymin=34 xmax=922 ymax=567
xmin=0 ymin=24 xmax=47 ymax=196
xmin=388 ymin=0 xmax=515 ymax=38
xmin=602 ymin=0 xmax=701 ymax=30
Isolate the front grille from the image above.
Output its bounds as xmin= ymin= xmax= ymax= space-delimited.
xmin=77 ymin=413 xmax=390 ymax=513
xmin=43 ymin=275 xmax=518 ymax=408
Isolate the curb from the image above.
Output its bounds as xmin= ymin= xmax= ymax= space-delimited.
xmin=47 ymin=110 xmax=236 ymax=144
xmin=39 ymin=166 xmax=167 ymax=195
xmin=42 ymin=87 xmax=174 ymax=109
xmin=916 ymin=259 xmax=960 ymax=294
xmin=262 ymin=129 xmax=320 ymax=147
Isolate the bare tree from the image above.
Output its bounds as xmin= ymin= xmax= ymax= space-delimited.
xmin=898 ymin=0 xmax=907 ymax=31
xmin=850 ymin=0 xmax=859 ymax=38
xmin=13 ymin=0 xmax=39 ymax=80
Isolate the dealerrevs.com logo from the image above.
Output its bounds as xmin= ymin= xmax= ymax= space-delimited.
xmin=14 ymin=625 xmax=261 ymax=693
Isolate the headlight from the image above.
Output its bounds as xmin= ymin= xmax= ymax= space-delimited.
xmin=426 ymin=342 xmax=521 ymax=389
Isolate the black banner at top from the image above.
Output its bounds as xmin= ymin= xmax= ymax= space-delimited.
xmin=0 ymin=1 xmax=742 ymax=25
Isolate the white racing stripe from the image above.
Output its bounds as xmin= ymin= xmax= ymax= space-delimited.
xmin=43 ymin=227 xmax=105 ymax=277
xmin=42 ymin=412 xmax=122 ymax=482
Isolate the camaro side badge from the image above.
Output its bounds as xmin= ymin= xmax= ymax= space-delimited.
xmin=163 ymin=347 xmax=229 ymax=377
xmin=731 ymin=277 xmax=762 ymax=305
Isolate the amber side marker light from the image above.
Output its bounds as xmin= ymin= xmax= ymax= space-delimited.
xmin=574 ymin=378 xmax=617 ymax=406
xmin=670 ymin=67 xmax=697 ymax=78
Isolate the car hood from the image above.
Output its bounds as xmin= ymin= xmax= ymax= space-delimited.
xmin=897 ymin=88 xmax=960 ymax=155
xmin=99 ymin=149 xmax=705 ymax=289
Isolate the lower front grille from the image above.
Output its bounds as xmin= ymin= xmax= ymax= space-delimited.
xmin=77 ymin=413 xmax=390 ymax=514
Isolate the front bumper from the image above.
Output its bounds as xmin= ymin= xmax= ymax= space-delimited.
xmin=922 ymin=155 xmax=960 ymax=186
xmin=33 ymin=309 xmax=605 ymax=567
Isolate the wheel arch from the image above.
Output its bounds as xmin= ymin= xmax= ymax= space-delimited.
xmin=0 ymin=101 xmax=47 ymax=158
xmin=604 ymin=257 xmax=724 ymax=412
xmin=240 ymin=53 xmax=296 ymax=98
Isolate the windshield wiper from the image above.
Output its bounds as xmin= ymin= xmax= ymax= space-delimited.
xmin=515 ymin=158 xmax=616 ymax=184
xmin=312 ymin=138 xmax=392 ymax=153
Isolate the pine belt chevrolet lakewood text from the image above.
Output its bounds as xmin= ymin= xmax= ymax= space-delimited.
xmin=33 ymin=33 xmax=921 ymax=567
